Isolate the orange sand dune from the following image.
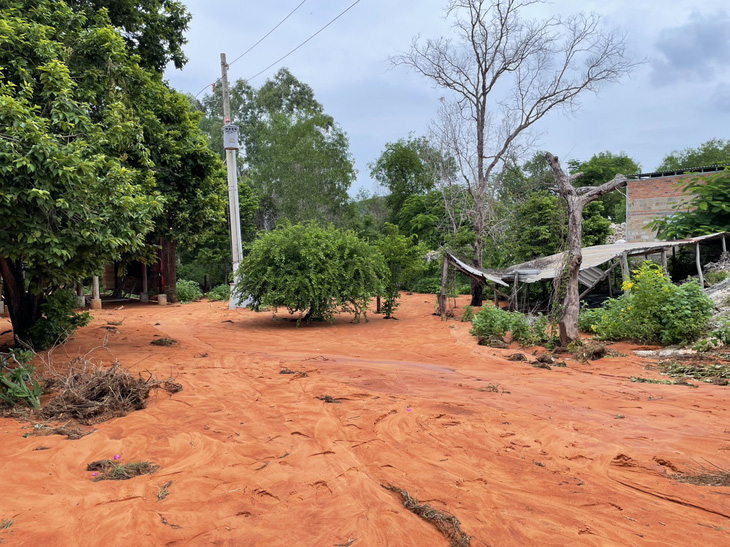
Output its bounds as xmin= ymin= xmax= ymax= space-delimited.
xmin=0 ymin=294 xmax=729 ymax=546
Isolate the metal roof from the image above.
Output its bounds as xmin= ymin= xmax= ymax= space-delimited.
xmin=500 ymin=232 xmax=727 ymax=284
xmin=445 ymin=252 xmax=509 ymax=287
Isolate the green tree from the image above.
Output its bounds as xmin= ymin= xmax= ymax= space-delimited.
xmin=198 ymin=68 xmax=354 ymax=227
xmin=234 ymin=222 xmax=387 ymax=323
xmin=377 ymin=224 xmax=426 ymax=318
xmin=657 ymin=139 xmax=730 ymax=171
xmin=67 ymin=0 xmax=192 ymax=71
xmin=652 ymin=170 xmax=730 ymax=239
xmin=568 ymin=151 xmax=640 ymax=222
xmin=0 ymin=2 xmax=161 ymax=342
xmin=134 ymin=83 xmax=231 ymax=302
xmin=370 ymin=136 xmax=446 ymax=221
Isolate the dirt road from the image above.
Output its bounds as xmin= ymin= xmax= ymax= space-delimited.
xmin=0 ymin=294 xmax=728 ymax=545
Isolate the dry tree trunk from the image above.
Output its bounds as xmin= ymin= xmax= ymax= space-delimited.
xmin=546 ymin=153 xmax=627 ymax=345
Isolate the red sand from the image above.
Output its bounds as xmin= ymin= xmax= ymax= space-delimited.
xmin=1 ymin=294 xmax=729 ymax=546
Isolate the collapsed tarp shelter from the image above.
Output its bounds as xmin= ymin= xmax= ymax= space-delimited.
xmin=437 ymin=252 xmax=508 ymax=316
xmin=438 ymin=232 xmax=728 ymax=317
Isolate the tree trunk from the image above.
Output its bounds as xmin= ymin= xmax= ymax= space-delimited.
xmin=546 ymin=152 xmax=627 ymax=345
xmin=161 ymin=237 xmax=178 ymax=303
xmin=0 ymin=257 xmax=43 ymax=344
xmin=558 ymin=196 xmax=585 ymax=346
xmin=470 ymin=231 xmax=485 ymax=306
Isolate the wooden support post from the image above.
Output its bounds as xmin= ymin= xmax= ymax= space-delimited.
xmin=91 ymin=275 xmax=102 ymax=310
xmin=660 ymin=249 xmax=668 ymax=273
xmin=723 ymin=236 xmax=727 ymax=254
xmin=696 ymin=243 xmax=704 ymax=288
xmin=438 ymin=257 xmax=449 ymax=319
xmin=140 ymin=264 xmax=149 ymax=303
xmin=608 ymin=260 xmax=613 ymax=298
xmin=494 ymin=286 xmax=498 ymax=307
xmin=620 ymin=252 xmax=630 ymax=291
xmin=510 ymin=274 xmax=519 ymax=311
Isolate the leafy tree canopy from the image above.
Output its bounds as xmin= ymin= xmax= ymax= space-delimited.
xmin=657 ymin=138 xmax=730 ymax=171
xmin=197 ymin=68 xmax=354 ymax=228
xmin=234 ymin=222 xmax=387 ymax=323
xmin=0 ymin=1 xmax=162 ymax=340
xmin=66 ymin=0 xmax=191 ymax=71
xmin=370 ymin=136 xmax=449 ymax=220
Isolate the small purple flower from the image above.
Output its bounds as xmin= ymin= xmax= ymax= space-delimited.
xmin=92 ymin=472 xmax=98 ymax=477
xmin=113 ymin=454 xmax=121 ymax=461
xmin=406 ymin=407 xmax=412 ymax=412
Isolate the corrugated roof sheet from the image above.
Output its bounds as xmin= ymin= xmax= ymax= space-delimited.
xmin=500 ymin=232 xmax=727 ymax=284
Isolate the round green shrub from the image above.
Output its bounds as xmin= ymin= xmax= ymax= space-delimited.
xmin=234 ymin=222 xmax=387 ymax=322
xmin=177 ymin=280 xmax=203 ymax=303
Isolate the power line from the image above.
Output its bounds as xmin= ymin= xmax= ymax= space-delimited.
xmin=194 ymin=0 xmax=309 ymax=98
xmin=229 ymin=0 xmax=308 ymax=68
xmin=246 ymin=0 xmax=363 ymax=83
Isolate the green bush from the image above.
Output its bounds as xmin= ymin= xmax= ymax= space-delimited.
xmin=234 ymin=222 xmax=387 ymax=323
xmin=206 ymin=284 xmax=230 ymax=301
xmin=580 ymin=262 xmax=713 ymax=345
xmin=470 ymin=306 xmax=555 ymax=346
xmin=0 ymin=349 xmax=42 ymax=409
xmin=578 ymin=305 xmax=604 ymax=334
xmin=177 ymin=280 xmax=203 ymax=303
xmin=27 ymin=290 xmax=91 ymax=350
xmin=461 ymin=305 xmax=475 ymax=323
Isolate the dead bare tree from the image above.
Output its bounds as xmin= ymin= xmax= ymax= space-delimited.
xmin=393 ymin=0 xmax=636 ymax=305
xmin=546 ymin=152 xmax=626 ymax=345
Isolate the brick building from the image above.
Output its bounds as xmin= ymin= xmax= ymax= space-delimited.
xmin=626 ymin=166 xmax=726 ymax=241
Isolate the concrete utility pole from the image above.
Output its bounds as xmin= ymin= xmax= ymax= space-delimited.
xmin=220 ymin=53 xmax=245 ymax=309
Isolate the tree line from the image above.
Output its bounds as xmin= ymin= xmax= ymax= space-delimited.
xmin=2 ymin=0 xmax=729 ymax=347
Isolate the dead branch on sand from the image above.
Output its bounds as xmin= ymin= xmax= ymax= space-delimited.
xmin=382 ymin=484 xmax=470 ymax=547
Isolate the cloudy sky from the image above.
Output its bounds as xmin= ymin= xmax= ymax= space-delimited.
xmin=165 ymin=0 xmax=730 ymax=194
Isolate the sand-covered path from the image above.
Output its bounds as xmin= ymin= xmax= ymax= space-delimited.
xmin=0 ymin=294 xmax=728 ymax=546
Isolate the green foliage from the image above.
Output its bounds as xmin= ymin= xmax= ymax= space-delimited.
xmin=0 ymin=1 xmax=164 ymax=339
xmin=370 ymin=135 xmax=453 ymax=221
xmin=27 ymin=290 xmax=91 ymax=350
xmin=376 ymin=224 xmax=426 ymax=318
xmin=577 ymin=304 xmax=604 ymax=334
xmin=470 ymin=306 xmax=555 ymax=346
xmin=582 ymin=201 xmax=613 ymax=247
xmin=568 ymin=151 xmax=640 ymax=222
xmin=652 ymin=170 xmax=730 ymax=239
xmin=0 ymin=349 xmax=42 ymax=409
xmin=207 ymin=284 xmax=230 ymax=302
xmin=234 ymin=222 xmax=387 ymax=323
xmin=657 ymin=138 xmax=730 ymax=171
xmin=198 ymin=69 xmax=353 ymax=227
xmin=67 ymin=0 xmax=192 ymax=71
xmin=579 ymin=262 xmax=713 ymax=345
xmin=176 ymin=280 xmax=202 ymax=303
xmin=461 ymin=305 xmax=475 ymax=322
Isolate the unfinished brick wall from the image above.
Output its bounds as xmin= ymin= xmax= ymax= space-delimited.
xmin=626 ymin=174 xmax=696 ymax=241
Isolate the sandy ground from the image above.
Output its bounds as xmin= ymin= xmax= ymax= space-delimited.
xmin=0 ymin=294 xmax=729 ymax=546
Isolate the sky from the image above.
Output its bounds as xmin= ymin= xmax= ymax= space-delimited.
xmin=165 ymin=0 xmax=730 ymax=195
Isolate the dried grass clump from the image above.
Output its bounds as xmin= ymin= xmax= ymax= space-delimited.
xmin=87 ymin=459 xmax=159 ymax=481
xmin=42 ymin=361 xmax=156 ymax=424
xmin=382 ymin=484 xmax=470 ymax=547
